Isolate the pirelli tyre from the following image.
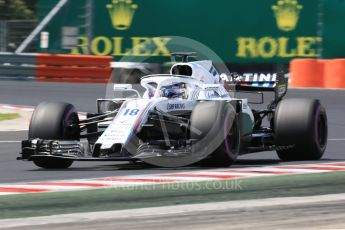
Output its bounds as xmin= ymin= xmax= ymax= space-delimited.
xmin=191 ymin=101 xmax=240 ymax=167
xmin=274 ymin=98 xmax=328 ymax=161
xmin=29 ymin=102 xmax=80 ymax=169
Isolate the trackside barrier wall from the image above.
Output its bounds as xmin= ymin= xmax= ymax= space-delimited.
xmin=290 ymin=59 xmax=345 ymax=88
xmin=36 ymin=54 xmax=112 ymax=83
xmin=0 ymin=53 xmax=36 ymax=80
xmin=0 ymin=53 xmax=112 ymax=83
xmin=324 ymin=60 xmax=345 ymax=89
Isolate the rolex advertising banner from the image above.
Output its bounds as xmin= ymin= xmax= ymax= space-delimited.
xmin=322 ymin=0 xmax=345 ymax=59
xmin=37 ymin=0 xmax=332 ymax=63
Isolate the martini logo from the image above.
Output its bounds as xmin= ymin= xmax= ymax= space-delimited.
xmin=106 ymin=0 xmax=138 ymax=30
xmin=272 ymin=0 xmax=303 ymax=32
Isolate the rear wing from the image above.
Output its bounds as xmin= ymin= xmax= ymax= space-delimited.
xmin=229 ymin=72 xmax=288 ymax=101
xmin=274 ymin=72 xmax=288 ymax=101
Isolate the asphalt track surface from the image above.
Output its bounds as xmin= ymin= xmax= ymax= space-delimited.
xmin=0 ymin=80 xmax=344 ymax=183
xmin=6 ymin=198 xmax=345 ymax=230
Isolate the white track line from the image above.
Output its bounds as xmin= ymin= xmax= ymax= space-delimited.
xmin=0 ymin=192 xmax=20 ymax=195
xmin=0 ymin=130 xmax=27 ymax=132
xmin=0 ymin=141 xmax=21 ymax=143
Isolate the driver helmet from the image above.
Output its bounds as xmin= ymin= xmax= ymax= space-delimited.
xmin=161 ymin=83 xmax=187 ymax=99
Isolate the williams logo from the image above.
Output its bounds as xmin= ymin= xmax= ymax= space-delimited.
xmin=106 ymin=0 xmax=138 ymax=30
xmin=167 ymin=103 xmax=186 ymax=111
xmin=272 ymin=0 xmax=303 ymax=32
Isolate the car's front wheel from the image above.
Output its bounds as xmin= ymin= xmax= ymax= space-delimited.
xmin=29 ymin=102 xmax=79 ymax=169
xmin=191 ymin=101 xmax=240 ymax=167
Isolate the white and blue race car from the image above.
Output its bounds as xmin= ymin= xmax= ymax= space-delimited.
xmin=19 ymin=52 xmax=328 ymax=168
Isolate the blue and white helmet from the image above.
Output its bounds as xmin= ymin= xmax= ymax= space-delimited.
xmin=161 ymin=83 xmax=187 ymax=99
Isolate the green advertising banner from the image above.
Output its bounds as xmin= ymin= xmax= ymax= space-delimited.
xmin=38 ymin=0 xmax=326 ymax=63
xmin=322 ymin=0 xmax=345 ymax=59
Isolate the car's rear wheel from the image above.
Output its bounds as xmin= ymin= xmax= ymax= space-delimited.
xmin=191 ymin=101 xmax=240 ymax=167
xmin=29 ymin=102 xmax=79 ymax=169
xmin=274 ymin=98 xmax=327 ymax=161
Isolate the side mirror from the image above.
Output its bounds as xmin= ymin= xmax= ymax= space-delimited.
xmin=113 ymin=84 xmax=132 ymax=91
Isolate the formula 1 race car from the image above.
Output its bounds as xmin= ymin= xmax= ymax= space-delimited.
xmin=18 ymin=52 xmax=328 ymax=169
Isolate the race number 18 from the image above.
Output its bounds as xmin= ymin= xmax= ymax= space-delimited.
xmin=123 ymin=109 xmax=140 ymax=116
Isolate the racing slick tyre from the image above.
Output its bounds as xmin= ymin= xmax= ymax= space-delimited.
xmin=29 ymin=102 xmax=80 ymax=169
xmin=274 ymin=98 xmax=327 ymax=161
xmin=191 ymin=101 xmax=240 ymax=167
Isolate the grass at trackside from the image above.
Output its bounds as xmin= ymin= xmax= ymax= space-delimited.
xmin=0 ymin=113 xmax=20 ymax=121
xmin=1 ymin=171 xmax=345 ymax=219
